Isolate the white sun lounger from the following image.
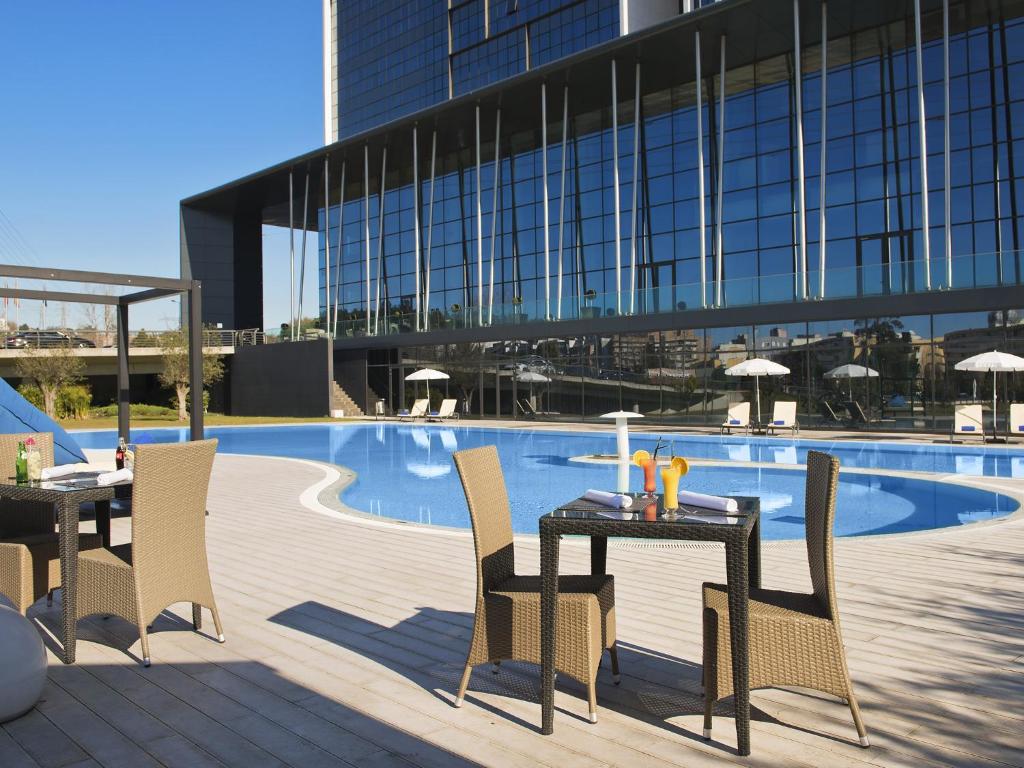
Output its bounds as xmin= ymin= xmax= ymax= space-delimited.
xmin=766 ymin=401 xmax=799 ymax=436
xmin=951 ymin=404 xmax=984 ymax=442
xmin=1009 ymin=403 xmax=1024 ymax=441
xmin=721 ymin=402 xmax=751 ymax=435
xmin=399 ymin=399 xmax=428 ymax=422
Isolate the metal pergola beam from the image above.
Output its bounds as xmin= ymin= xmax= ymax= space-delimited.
xmin=0 ymin=265 xmax=204 ymax=443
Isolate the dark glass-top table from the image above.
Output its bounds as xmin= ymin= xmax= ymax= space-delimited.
xmin=539 ymin=493 xmax=761 ymax=756
xmin=0 ymin=472 xmax=131 ymax=663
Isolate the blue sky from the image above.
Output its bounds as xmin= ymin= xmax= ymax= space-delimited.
xmin=0 ymin=1 xmax=322 ymax=330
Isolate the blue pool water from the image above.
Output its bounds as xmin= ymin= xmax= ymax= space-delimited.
xmin=72 ymin=424 xmax=1021 ymax=539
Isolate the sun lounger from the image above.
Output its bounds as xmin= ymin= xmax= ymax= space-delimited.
xmin=1009 ymin=403 xmax=1024 ymax=441
xmin=843 ymin=400 xmax=872 ymax=425
xmin=951 ymin=404 xmax=984 ymax=442
xmin=820 ymin=400 xmax=844 ymax=426
xmin=398 ymin=399 xmax=428 ymax=422
xmin=427 ymin=399 xmax=459 ymax=422
xmin=720 ymin=402 xmax=751 ymax=435
xmin=766 ymin=401 xmax=799 ymax=436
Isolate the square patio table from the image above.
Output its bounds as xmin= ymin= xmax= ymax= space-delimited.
xmin=0 ymin=471 xmax=131 ymax=664
xmin=539 ymin=493 xmax=761 ymax=756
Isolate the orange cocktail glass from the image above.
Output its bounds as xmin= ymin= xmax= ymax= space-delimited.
xmin=661 ymin=467 xmax=680 ymax=510
xmin=642 ymin=459 xmax=657 ymax=496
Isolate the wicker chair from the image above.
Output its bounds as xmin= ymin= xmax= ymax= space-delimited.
xmin=452 ymin=445 xmax=617 ymax=724
xmin=0 ymin=432 xmax=103 ymax=614
xmin=75 ymin=439 xmax=224 ymax=666
xmin=701 ymin=450 xmax=869 ymax=747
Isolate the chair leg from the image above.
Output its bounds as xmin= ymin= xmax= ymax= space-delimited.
xmin=702 ymin=607 xmax=717 ymax=739
xmin=137 ymin=621 xmax=152 ymax=667
xmin=209 ymin=602 xmax=225 ymax=643
xmin=848 ymin=692 xmax=870 ymax=747
xmin=192 ymin=602 xmax=203 ymax=632
xmin=587 ymin=681 xmax=598 ymax=724
xmin=608 ymin=643 xmax=621 ymax=684
xmin=47 ymin=589 xmax=54 ymax=607
xmin=454 ymin=663 xmax=473 ymax=708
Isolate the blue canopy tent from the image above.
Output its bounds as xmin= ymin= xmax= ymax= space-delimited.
xmin=0 ymin=376 xmax=86 ymax=465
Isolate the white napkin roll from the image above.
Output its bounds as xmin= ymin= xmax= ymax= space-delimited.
xmin=677 ymin=490 xmax=739 ymax=514
xmin=40 ymin=464 xmax=80 ymax=481
xmin=583 ymin=489 xmax=633 ymax=509
xmin=96 ymin=468 xmax=133 ymax=486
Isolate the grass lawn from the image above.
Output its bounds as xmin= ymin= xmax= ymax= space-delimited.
xmin=60 ymin=413 xmax=351 ymax=431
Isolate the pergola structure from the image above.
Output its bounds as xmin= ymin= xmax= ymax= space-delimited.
xmin=0 ymin=264 xmax=204 ymax=441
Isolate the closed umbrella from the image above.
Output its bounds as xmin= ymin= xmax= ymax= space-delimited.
xmin=824 ymin=363 xmax=879 ymax=401
xmin=954 ymin=350 xmax=1024 ymax=439
xmin=405 ymin=367 xmax=449 ymax=408
xmin=724 ymin=358 xmax=790 ymax=425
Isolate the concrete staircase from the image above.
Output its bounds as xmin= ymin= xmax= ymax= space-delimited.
xmin=330 ymin=381 xmax=364 ymax=417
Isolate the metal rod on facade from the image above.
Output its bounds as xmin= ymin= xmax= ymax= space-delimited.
xmin=333 ymin=161 xmax=345 ymax=336
xmin=288 ymin=170 xmax=295 ymax=340
xmin=914 ymin=0 xmax=932 ymax=290
xmin=556 ymin=87 xmax=568 ymax=320
xmin=542 ymin=83 xmax=551 ymax=320
xmin=715 ymin=36 xmax=726 ymax=308
xmin=364 ymin=145 xmax=371 ymax=335
xmin=425 ymin=130 xmax=437 ymax=331
xmin=488 ymin=109 xmax=502 ymax=325
xmin=324 ymin=157 xmax=330 ymax=338
xmin=612 ymin=59 xmax=622 ymax=314
xmin=374 ymin=147 xmax=387 ymax=334
xmin=475 ymin=105 xmax=484 ymax=327
xmin=696 ymin=30 xmax=707 ymax=309
xmin=413 ymin=126 xmax=421 ymax=331
xmin=943 ymin=0 xmax=952 ymax=288
xmin=630 ymin=60 xmax=640 ymax=315
xmin=794 ymin=0 xmax=808 ymax=300
xmin=298 ymin=169 xmax=310 ymax=333
xmin=819 ymin=3 xmax=828 ymax=299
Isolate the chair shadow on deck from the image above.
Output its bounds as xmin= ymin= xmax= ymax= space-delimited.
xmin=268 ymin=601 xmax=800 ymax=750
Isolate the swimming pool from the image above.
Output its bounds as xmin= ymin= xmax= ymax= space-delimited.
xmin=73 ymin=423 xmax=1021 ymax=539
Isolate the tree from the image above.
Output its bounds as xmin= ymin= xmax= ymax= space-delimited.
xmin=15 ymin=345 xmax=85 ymax=417
xmin=157 ymin=328 xmax=225 ymax=421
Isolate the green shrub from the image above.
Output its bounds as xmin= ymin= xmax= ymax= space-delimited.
xmin=18 ymin=383 xmax=92 ymax=419
xmin=89 ymin=403 xmax=178 ymax=419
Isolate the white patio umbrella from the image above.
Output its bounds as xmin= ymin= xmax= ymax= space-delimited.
xmin=724 ymin=358 xmax=790 ymax=425
xmin=824 ymin=363 xmax=879 ymax=401
xmin=954 ymin=350 xmax=1024 ymax=438
xmin=405 ymin=367 xmax=449 ymax=406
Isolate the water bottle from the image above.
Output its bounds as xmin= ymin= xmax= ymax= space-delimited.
xmin=15 ymin=441 xmax=28 ymax=483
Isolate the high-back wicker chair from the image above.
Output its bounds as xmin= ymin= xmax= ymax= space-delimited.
xmin=0 ymin=432 xmax=102 ymax=613
xmin=75 ymin=439 xmax=224 ymax=665
xmin=701 ymin=450 xmax=869 ymax=747
xmin=452 ymin=445 xmax=618 ymax=723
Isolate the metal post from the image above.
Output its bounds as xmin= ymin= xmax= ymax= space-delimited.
xmin=943 ymin=0 xmax=952 ymax=288
xmin=324 ymin=157 xmax=331 ymax=337
xmin=374 ymin=147 xmax=387 ymax=334
xmin=819 ymin=3 xmax=828 ymax=299
xmin=794 ymin=0 xmax=808 ymax=300
xmin=556 ymin=86 xmax=568 ymax=319
xmin=542 ymin=83 xmax=551 ymax=320
xmin=715 ymin=36 xmax=727 ymax=308
xmin=425 ymin=130 xmax=437 ymax=331
xmin=116 ymin=302 xmax=129 ymax=441
xmin=364 ymin=145 xmax=371 ymax=335
xmin=611 ymin=59 xmax=622 ymax=314
xmin=333 ymin=161 xmax=345 ymax=335
xmin=488 ymin=109 xmax=502 ymax=325
xmin=288 ymin=170 xmax=295 ymax=340
xmin=476 ymin=105 xmax=484 ymax=327
xmin=696 ymin=30 xmax=707 ymax=309
xmin=413 ymin=126 xmax=421 ymax=331
xmin=914 ymin=0 xmax=932 ymax=290
xmin=298 ymin=170 xmax=310 ymax=333
xmin=630 ymin=61 xmax=641 ymax=314
xmin=187 ymin=283 xmax=203 ymax=440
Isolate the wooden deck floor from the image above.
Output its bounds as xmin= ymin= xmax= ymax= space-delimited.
xmin=4 ymin=453 xmax=1023 ymax=768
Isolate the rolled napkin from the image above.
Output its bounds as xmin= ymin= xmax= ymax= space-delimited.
xmin=40 ymin=464 xmax=81 ymax=481
xmin=582 ymin=489 xmax=633 ymax=509
xmin=677 ymin=490 xmax=739 ymax=514
xmin=96 ymin=468 xmax=133 ymax=486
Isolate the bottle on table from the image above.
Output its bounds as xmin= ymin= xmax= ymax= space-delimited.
xmin=15 ymin=441 xmax=28 ymax=483
xmin=115 ymin=437 xmax=127 ymax=470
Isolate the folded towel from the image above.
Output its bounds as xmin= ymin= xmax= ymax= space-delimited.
xmin=677 ymin=490 xmax=739 ymax=514
xmin=773 ymin=420 xmax=785 ymax=425
xmin=960 ymin=425 xmax=976 ymax=431
xmin=583 ymin=490 xmax=633 ymax=509
xmin=682 ymin=514 xmax=741 ymax=525
xmin=41 ymin=464 xmax=81 ymax=481
xmin=96 ymin=468 xmax=133 ymax=486
xmin=728 ymin=419 xmax=741 ymax=425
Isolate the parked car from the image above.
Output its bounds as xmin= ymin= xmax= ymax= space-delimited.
xmin=3 ymin=330 xmax=96 ymax=348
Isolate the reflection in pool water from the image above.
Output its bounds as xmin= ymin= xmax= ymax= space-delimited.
xmin=73 ymin=423 xmax=1020 ymax=540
